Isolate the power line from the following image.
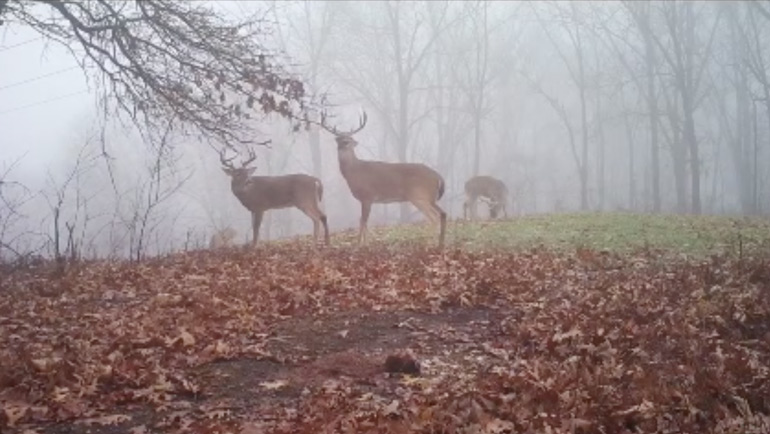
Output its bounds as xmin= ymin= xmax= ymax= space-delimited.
xmin=0 ymin=65 xmax=81 ymax=92
xmin=0 ymin=89 xmax=91 ymax=115
xmin=0 ymin=36 xmax=44 ymax=53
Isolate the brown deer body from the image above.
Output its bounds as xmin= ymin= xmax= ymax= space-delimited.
xmin=220 ymin=148 xmax=330 ymax=246
xmin=463 ymin=175 xmax=509 ymax=220
xmin=320 ymin=112 xmax=447 ymax=247
xmin=209 ymin=227 xmax=238 ymax=249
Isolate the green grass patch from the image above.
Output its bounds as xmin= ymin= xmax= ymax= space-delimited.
xmin=360 ymin=212 xmax=770 ymax=257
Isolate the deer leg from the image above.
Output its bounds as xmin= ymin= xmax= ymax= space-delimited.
xmin=435 ymin=202 xmax=447 ymax=248
xmin=463 ymin=198 xmax=470 ymax=220
xmin=411 ymin=199 xmax=439 ymax=225
xmin=488 ymin=200 xmax=497 ymax=219
xmin=413 ymin=200 xmax=447 ymax=247
xmin=359 ymin=201 xmax=372 ymax=245
xmin=320 ymin=214 xmax=330 ymax=245
xmin=298 ymin=205 xmax=329 ymax=246
xmin=251 ymin=211 xmax=264 ymax=247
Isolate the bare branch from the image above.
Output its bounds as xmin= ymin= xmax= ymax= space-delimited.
xmin=5 ymin=0 xmax=319 ymax=146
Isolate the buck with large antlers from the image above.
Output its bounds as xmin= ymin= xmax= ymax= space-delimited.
xmin=219 ymin=146 xmax=330 ymax=246
xmin=319 ymin=111 xmax=447 ymax=247
xmin=463 ymin=175 xmax=509 ymax=220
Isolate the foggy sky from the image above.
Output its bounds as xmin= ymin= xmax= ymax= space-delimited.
xmin=1 ymin=1 xmax=767 ymax=259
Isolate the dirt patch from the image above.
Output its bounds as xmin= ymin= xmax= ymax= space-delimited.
xmin=192 ymin=306 xmax=505 ymax=400
xmin=17 ymin=306 xmax=504 ymax=434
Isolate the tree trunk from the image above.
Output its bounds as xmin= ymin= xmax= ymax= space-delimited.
xmin=624 ymin=113 xmax=636 ymax=210
xmin=0 ymin=0 xmax=8 ymax=26
xmin=578 ymin=91 xmax=589 ymax=211
xmin=596 ymin=96 xmax=606 ymax=211
xmin=726 ymin=51 xmax=754 ymax=214
xmin=642 ymin=22 xmax=661 ymax=212
xmin=308 ymin=116 xmax=323 ymax=179
xmin=398 ymin=83 xmax=410 ymax=222
xmin=473 ymin=110 xmax=481 ymax=177
xmin=576 ymin=29 xmax=590 ymax=211
xmin=664 ymin=91 xmax=688 ymax=213
xmin=682 ymin=94 xmax=701 ymax=214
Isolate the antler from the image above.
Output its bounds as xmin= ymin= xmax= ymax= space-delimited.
xmin=319 ymin=110 xmax=368 ymax=136
xmin=220 ymin=139 xmax=270 ymax=170
xmin=219 ymin=147 xmax=237 ymax=170
xmin=240 ymin=147 xmax=257 ymax=168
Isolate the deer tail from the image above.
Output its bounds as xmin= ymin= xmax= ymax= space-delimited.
xmin=316 ymin=179 xmax=324 ymax=201
xmin=437 ymin=177 xmax=445 ymax=201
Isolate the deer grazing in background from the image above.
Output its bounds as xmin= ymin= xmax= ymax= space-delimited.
xmin=463 ymin=175 xmax=509 ymax=220
xmin=209 ymin=226 xmax=238 ymax=249
xmin=319 ymin=111 xmax=447 ymax=247
xmin=219 ymin=146 xmax=330 ymax=246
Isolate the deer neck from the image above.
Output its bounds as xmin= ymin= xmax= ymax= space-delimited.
xmin=231 ymin=178 xmax=253 ymax=202
xmin=338 ymin=147 xmax=359 ymax=173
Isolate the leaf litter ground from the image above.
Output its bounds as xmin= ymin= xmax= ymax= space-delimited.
xmin=2 ymin=230 xmax=770 ymax=433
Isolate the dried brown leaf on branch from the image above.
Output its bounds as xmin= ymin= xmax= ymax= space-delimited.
xmin=1 ymin=0 xmax=318 ymax=146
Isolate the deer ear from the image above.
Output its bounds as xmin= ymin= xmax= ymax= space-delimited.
xmin=222 ymin=167 xmax=232 ymax=175
xmin=245 ymin=167 xmax=256 ymax=175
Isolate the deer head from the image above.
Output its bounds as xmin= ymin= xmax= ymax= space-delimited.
xmin=219 ymin=145 xmax=262 ymax=186
xmin=319 ymin=111 xmax=368 ymax=152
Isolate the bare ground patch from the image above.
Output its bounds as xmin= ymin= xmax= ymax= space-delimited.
xmin=14 ymin=307 xmax=507 ymax=434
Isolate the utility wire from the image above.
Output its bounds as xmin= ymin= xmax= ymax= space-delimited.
xmin=0 ymin=36 xmax=44 ymax=53
xmin=0 ymin=88 xmax=91 ymax=115
xmin=0 ymin=65 xmax=80 ymax=92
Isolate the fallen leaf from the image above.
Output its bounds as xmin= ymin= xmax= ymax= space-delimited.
xmin=75 ymin=414 xmax=131 ymax=426
xmin=259 ymin=380 xmax=288 ymax=390
xmin=3 ymin=403 xmax=29 ymax=427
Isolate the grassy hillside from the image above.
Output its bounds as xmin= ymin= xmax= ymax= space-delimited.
xmin=318 ymin=212 xmax=770 ymax=257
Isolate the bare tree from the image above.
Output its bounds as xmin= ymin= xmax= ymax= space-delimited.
xmin=645 ymin=1 xmax=722 ymax=214
xmin=452 ymin=1 xmax=494 ymax=178
xmin=275 ymin=1 xmax=338 ymax=179
xmin=531 ymin=1 xmax=594 ymax=211
xmin=424 ymin=1 xmax=471 ymax=194
xmin=740 ymin=2 xmax=770 ymax=212
xmin=624 ymin=2 xmax=663 ymax=212
xmin=709 ymin=2 xmax=758 ymax=214
xmin=114 ymin=119 xmax=192 ymax=260
xmin=41 ymin=142 xmax=100 ymax=273
xmin=0 ymin=155 xmax=38 ymax=262
xmin=599 ymin=2 xmax=662 ymax=212
xmin=2 ymin=0 xmax=317 ymax=146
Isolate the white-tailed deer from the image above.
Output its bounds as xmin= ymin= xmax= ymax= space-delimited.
xmin=319 ymin=111 xmax=447 ymax=247
xmin=219 ymin=147 xmax=330 ymax=246
xmin=209 ymin=226 xmax=238 ymax=249
xmin=463 ymin=175 xmax=509 ymax=220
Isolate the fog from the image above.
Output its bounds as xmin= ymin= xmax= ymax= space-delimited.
xmin=1 ymin=1 xmax=768 ymax=260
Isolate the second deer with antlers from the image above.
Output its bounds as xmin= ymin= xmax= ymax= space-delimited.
xmin=320 ymin=111 xmax=447 ymax=247
xmin=219 ymin=146 xmax=330 ymax=246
